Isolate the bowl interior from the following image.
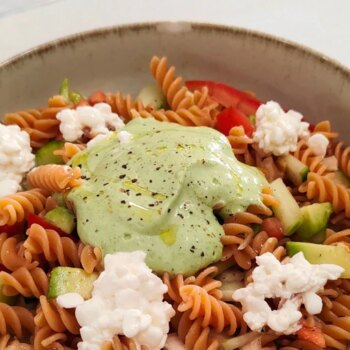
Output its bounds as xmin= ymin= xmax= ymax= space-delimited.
xmin=1 ymin=22 xmax=350 ymax=138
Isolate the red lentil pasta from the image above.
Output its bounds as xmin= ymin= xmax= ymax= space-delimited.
xmin=1 ymin=55 xmax=350 ymax=350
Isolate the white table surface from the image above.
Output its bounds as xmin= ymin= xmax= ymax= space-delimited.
xmin=1 ymin=0 xmax=350 ymax=69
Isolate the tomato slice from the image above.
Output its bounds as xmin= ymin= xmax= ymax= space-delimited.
xmin=0 ymin=222 xmax=24 ymax=236
xmin=88 ymin=90 xmax=108 ymax=105
xmin=216 ymin=106 xmax=254 ymax=137
xmin=261 ymin=218 xmax=284 ymax=240
xmin=297 ymin=326 xmax=326 ymax=348
xmin=28 ymin=213 xmax=66 ymax=236
xmin=186 ymin=80 xmax=261 ymax=114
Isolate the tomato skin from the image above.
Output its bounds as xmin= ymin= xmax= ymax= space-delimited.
xmin=297 ymin=326 xmax=326 ymax=348
xmin=0 ymin=222 xmax=24 ymax=236
xmin=261 ymin=218 xmax=284 ymax=239
xmin=28 ymin=213 xmax=66 ymax=235
xmin=88 ymin=90 xmax=108 ymax=105
xmin=185 ymin=80 xmax=261 ymax=114
xmin=216 ymin=107 xmax=255 ymax=137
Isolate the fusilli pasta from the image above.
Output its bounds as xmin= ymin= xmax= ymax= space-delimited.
xmin=27 ymin=165 xmax=82 ymax=193
xmin=0 ymin=188 xmax=48 ymax=226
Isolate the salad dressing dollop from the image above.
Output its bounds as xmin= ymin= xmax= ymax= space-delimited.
xmin=69 ymin=118 xmax=267 ymax=276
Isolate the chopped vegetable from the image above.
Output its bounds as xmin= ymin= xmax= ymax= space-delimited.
xmin=69 ymin=91 xmax=84 ymax=104
xmin=270 ymin=178 xmax=302 ymax=235
xmin=88 ymin=90 xmax=108 ymax=105
xmin=44 ymin=207 xmax=76 ymax=234
xmin=185 ymin=80 xmax=261 ymax=115
xmin=28 ymin=213 xmax=67 ymax=236
xmin=35 ymin=140 xmax=65 ymax=166
xmin=59 ymin=78 xmax=70 ymax=101
xmin=0 ymin=222 xmax=24 ymax=236
xmin=261 ymin=218 xmax=284 ymax=240
xmin=297 ymin=326 xmax=326 ymax=348
xmin=216 ymin=106 xmax=255 ymax=136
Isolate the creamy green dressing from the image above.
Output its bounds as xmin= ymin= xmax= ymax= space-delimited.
xmin=68 ymin=118 xmax=267 ymax=276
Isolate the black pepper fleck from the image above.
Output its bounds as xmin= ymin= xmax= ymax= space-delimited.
xmin=121 ymin=200 xmax=126 ymax=204
xmin=131 ymin=178 xmax=137 ymax=183
xmin=119 ymin=174 xmax=126 ymax=179
xmin=122 ymin=164 xmax=127 ymax=169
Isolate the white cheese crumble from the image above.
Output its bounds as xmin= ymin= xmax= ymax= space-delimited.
xmin=307 ymin=133 xmax=329 ymax=157
xmin=253 ymin=101 xmax=310 ymax=156
xmin=57 ymin=103 xmax=124 ymax=142
xmin=57 ymin=293 xmax=84 ymax=308
xmin=72 ymin=251 xmax=174 ymax=350
xmin=0 ymin=124 xmax=34 ymax=197
xmin=233 ymin=252 xmax=343 ymax=334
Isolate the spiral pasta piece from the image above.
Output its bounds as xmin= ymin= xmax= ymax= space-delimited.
xmin=132 ymin=105 xmax=213 ymax=127
xmin=221 ymin=211 xmax=262 ymax=268
xmin=163 ymin=266 xmax=223 ymax=304
xmin=0 ymin=188 xmax=48 ymax=226
xmin=0 ymin=335 xmax=34 ymax=350
xmin=293 ymin=139 xmax=329 ymax=176
xmin=334 ymin=141 xmax=350 ymax=178
xmin=33 ymin=324 xmax=68 ymax=350
xmin=102 ymin=336 xmax=149 ymax=350
xmin=24 ymin=224 xmax=102 ymax=272
xmin=227 ymin=126 xmax=253 ymax=156
xmin=313 ymin=120 xmax=339 ymax=140
xmin=106 ymin=92 xmax=150 ymax=120
xmin=177 ymin=311 xmax=219 ymax=350
xmin=4 ymin=109 xmax=41 ymax=129
xmin=0 ymin=232 xmax=37 ymax=271
xmin=4 ymin=103 xmax=69 ymax=148
xmin=53 ymin=143 xmax=86 ymax=163
xmin=0 ymin=267 xmax=48 ymax=297
xmin=38 ymin=296 xmax=80 ymax=335
xmin=178 ymin=284 xmax=240 ymax=335
xmin=27 ymin=165 xmax=83 ymax=193
xmin=24 ymin=224 xmax=80 ymax=267
xmin=150 ymin=56 xmax=193 ymax=111
xmin=0 ymin=303 xmax=34 ymax=339
xmin=78 ymin=242 xmax=103 ymax=273
xmin=299 ymin=172 xmax=350 ymax=217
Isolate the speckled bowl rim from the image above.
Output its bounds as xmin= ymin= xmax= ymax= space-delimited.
xmin=1 ymin=21 xmax=350 ymax=81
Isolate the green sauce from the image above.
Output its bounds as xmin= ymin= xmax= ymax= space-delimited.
xmin=68 ymin=118 xmax=267 ymax=276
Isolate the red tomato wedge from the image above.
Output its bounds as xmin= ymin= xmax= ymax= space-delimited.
xmin=297 ymin=326 xmax=326 ymax=348
xmin=216 ymin=107 xmax=255 ymax=137
xmin=88 ymin=90 xmax=108 ymax=105
xmin=28 ymin=213 xmax=66 ymax=236
xmin=261 ymin=218 xmax=284 ymax=240
xmin=185 ymin=80 xmax=262 ymax=114
xmin=0 ymin=222 xmax=24 ymax=236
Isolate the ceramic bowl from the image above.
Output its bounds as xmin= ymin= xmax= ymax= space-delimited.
xmin=0 ymin=22 xmax=350 ymax=138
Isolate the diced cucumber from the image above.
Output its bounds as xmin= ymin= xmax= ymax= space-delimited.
xmin=297 ymin=203 xmax=332 ymax=240
xmin=48 ymin=267 xmax=98 ymax=299
xmin=217 ymin=270 xmax=244 ymax=301
xmin=331 ymin=170 xmax=350 ymax=188
xmin=270 ymin=178 xmax=302 ymax=235
xmin=44 ymin=207 xmax=76 ymax=234
xmin=35 ymin=140 xmax=65 ymax=166
xmin=52 ymin=193 xmax=66 ymax=207
xmin=282 ymin=154 xmax=309 ymax=186
xmin=287 ymin=242 xmax=350 ymax=278
xmin=137 ymin=84 xmax=167 ymax=109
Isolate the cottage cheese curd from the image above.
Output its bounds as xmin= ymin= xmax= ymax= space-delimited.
xmin=307 ymin=133 xmax=329 ymax=157
xmin=57 ymin=103 xmax=124 ymax=142
xmin=0 ymin=124 xmax=34 ymax=196
xmin=233 ymin=252 xmax=343 ymax=334
xmin=66 ymin=251 xmax=174 ymax=350
xmin=253 ymin=101 xmax=310 ymax=156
